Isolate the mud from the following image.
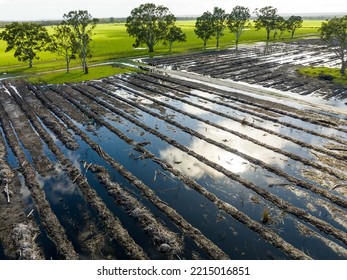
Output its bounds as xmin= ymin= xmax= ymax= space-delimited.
xmin=90 ymin=164 xmax=183 ymax=258
xmin=0 ymin=98 xmax=78 ymax=259
xmin=0 ymin=128 xmax=43 ymax=259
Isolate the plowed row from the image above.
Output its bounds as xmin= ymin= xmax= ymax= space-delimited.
xmin=0 ymin=63 xmax=346 ymax=259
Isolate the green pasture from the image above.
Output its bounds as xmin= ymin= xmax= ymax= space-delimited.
xmin=0 ymin=20 xmax=323 ymax=83
xmin=26 ymin=64 xmax=138 ymax=84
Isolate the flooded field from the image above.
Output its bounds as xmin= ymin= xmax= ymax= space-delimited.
xmin=0 ymin=44 xmax=347 ymax=260
xmin=147 ymin=41 xmax=347 ymax=101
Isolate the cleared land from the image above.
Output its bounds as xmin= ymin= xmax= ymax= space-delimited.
xmin=0 ymin=41 xmax=346 ymax=260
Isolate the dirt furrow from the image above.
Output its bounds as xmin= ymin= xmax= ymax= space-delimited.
xmin=0 ymin=102 xmax=78 ymax=259
xmin=88 ymin=80 xmax=347 ymax=209
xmin=145 ymin=72 xmax=347 ymax=136
xmin=9 ymin=83 xmax=148 ymax=260
xmin=0 ymin=84 xmax=53 ymax=175
xmin=13 ymin=80 xmax=79 ymax=151
xmin=90 ymin=165 xmax=183 ymax=258
xmin=72 ymin=83 xmax=347 ymax=246
xmin=0 ymin=128 xmax=44 ymax=259
xmin=68 ymin=83 xmax=347 ymax=253
xmin=131 ymin=73 xmax=347 ymax=161
xmin=31 ymin=84 xmax=229 ymax=260
xmin=100 ymin=78 xmax=346 ymax=181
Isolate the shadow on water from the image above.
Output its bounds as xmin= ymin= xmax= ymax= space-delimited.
xmin=0 ymin=242 xmax=6 ymax=259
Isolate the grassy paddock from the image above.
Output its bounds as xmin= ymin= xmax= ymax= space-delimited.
xmin=0 ymin=20 xmax=323 ymax=83
xmin=298 ymin=66 xmax=347 ymax=86
xmin=27 ymin=64 xmax=139 ymax=84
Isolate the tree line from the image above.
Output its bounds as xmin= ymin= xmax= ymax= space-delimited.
xmin=0 ymin=3 xmax=346 ymax=76
xmin=126 ymin=5 xmax=304 ymax=52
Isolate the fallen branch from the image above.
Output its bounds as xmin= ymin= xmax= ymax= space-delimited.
xmin=27 ymin=209 xmax=34 ymax=218
xmin=3 ymin=179 xmax=12 ymax=203
xmin=72 ymin=173 xmax=81 ymax=183
xmin=156 ymin=170 xmax=176 ymax=183
xmin=84 ymin=162 xmax=93 ymax=176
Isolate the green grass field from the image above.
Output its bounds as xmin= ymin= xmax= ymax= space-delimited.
xmin=0 ymin=20 xmax=323 ymax=83
xmin=298 ymin=66 xmax=347 ymax=86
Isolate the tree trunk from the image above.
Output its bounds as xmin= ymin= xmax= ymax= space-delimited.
xmin=291 ymin=30 xmax=295 ymax=38
xmin=82 ymin=57 xmax=88 ymax=74
xmin=66 ymin=57 xmax=70 ymax=74
xmin=235 ymin=36 xmax=239 ymax=50
xmin=216 ymin=34 xmax=220 ymax=49
xmin=341 ymin=59 xmax=346 ymax=76
xmin=266 ymin=29 xmax=271 ymax=41
xmin=148 ymin=44 xmax=154 ymax=53
xmin=204 ymin=40 xmax=207 ymax=49
xmin=29 ymin=59 xmax=33 ymax=68
xmin=169 ymin=42 xmax=172 ymax=52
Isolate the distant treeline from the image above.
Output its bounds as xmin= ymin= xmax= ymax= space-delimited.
xmin=0 ymin=14 xmax=345 ymax=28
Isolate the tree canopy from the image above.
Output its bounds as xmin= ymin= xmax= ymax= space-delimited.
xmin=287 ymin=16 xmax=303 ymax=38
xmin=194 ymin=12 xmax=215 ymax=49
xmin=0 ymin=22 xmax=50 ymax=68
xmin=62 ymin=10 xmax=98 ymax=74
xmin=227 ymin=6 xmax=251 ymax=50
xmin=320 ymin=16 xmax=347 ymax=76
xmin=126 ymin=3 xmax=177 ymax=52
xmin=273 ymin=16 xmax=286 ymax=39
xmin=165 ymin=26 xmax=186 ymax=51
xmin=49 ymin=24 xmax=77 ymax=73
xmin=212 ymin=7 xmax=227 ymax=48
xmin=254 ymin=6 xmax=279 ymax=41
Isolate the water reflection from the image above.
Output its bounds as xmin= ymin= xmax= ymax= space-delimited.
xmin=159 ymin=118 xmax=291 ymax=181
xmin=37 ymin=171 xmax=77 ymax=205
xmin=160 ymin=146 xmax=222 ymax=179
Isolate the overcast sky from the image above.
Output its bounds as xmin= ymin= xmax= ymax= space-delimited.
xmin=0 ymin=0 xmax=346 ymax=21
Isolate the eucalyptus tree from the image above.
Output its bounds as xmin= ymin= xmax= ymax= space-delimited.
xmin=254 ymin=6 xmax=278 ymax=41
xmin=165 ymin=26 xmax=186 ymax=51
xmin=212 ymin=7 xmax=227 ymax=48
xmin=320 ymin=16 xmax=347 ymax=76
xmin=126 ymin=3 xmax=177 ymax=52
xmin=287 ymin=16 xmax=303 ymax=38
xmin=0 ymin=22 xmax=50 ymax=68
xmin=227 ymin=6 xmax=251 ymax=50
xmin=49 ymin=24 xmax=78 ymax=73
xmin=62 ymin=10 xmax=98 ymax=74
xmin=195 ymin=11 xmax=215 ymax=48
xmin=273 ymin=16 xmax=286 ymax=39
